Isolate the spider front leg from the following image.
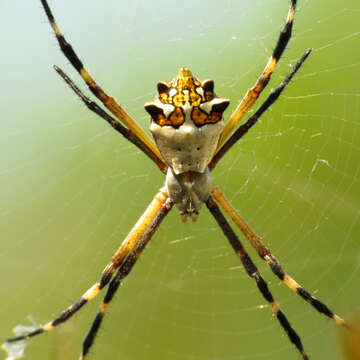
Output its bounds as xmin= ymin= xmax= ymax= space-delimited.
xmin=209 ymin=48 xmax=311 ymax=170
xmin=40 ymin=0 xmax=165 ymax=166
xmin=6 ymin=190 xmax=171 ymax=344
xmin=54 ymin=66 xmax=167 ymax=174
xmin=206 ymin=196 xmax=308 ymax=360
xmin=217 ymin=0 xmax=297 ymax=149
xmin=211 ymin=186 xmax=348 ymax=328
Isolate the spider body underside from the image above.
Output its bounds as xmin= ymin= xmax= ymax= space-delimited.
xmin=5 ymin=1 xmax=350 ymax=359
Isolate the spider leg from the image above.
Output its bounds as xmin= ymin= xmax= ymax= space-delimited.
xmin=40 ymin=0 xmax=164 ymax=164
xmin=80 ymin=197 xmax=173 ymax=360
xmin=211 ymin=186 xmax=348 ymax=328
xmin=217 ymin=0 xmax=297 ymax=150
xmin=54 ymin=66 xmax=167 ymax=174
xmin=206 ymin=196 xmax=308 ymax=360
xmin=6 ymin=190 xmax=170 ymax=343
xmin=209 ymin=48 xmax=312 ymax=170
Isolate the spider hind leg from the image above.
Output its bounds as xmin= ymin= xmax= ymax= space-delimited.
xmin=206 ymin=196 xmax=309 ymax=360
xmin=211 ymin=186 xmax=348 ymax=328
xmin=80 ymin=198 xmax=173 ymax=359
xmin=6 ymin=190 xmax=171 ymax=350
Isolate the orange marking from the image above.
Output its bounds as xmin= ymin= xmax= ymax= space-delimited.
xmin=192 ymin=107 xmax=209 ymax=125
xmin=155 ymin=114 xmax=168 ymax=126
xmin=210 ymin=112 xmax=222 ymax=123
xmin=168 ymin=107 xmax=185 ymax=126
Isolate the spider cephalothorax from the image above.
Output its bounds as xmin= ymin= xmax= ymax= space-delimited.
xmin=145 ymin=67 xmax=230 ymax=220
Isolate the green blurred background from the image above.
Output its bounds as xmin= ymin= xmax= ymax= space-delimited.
xmin=1 ymin=1 xmax=360 ymax=359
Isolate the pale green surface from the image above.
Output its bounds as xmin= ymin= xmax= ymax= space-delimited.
xmin=1 ymin=1 xmax=360 ymax=360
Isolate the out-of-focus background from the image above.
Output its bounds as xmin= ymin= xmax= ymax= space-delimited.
xmin=1 ymin=1 xmax=360 ymax=359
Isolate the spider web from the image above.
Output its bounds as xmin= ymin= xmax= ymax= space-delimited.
xmin=1 ymin=1 xmax=360 ymax=359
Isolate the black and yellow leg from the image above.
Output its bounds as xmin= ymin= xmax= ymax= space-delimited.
xmin=209 ymin=49 xmax=311 ymax=170
xmin=6 ymin=190 xmax=171 ymax=344
xmin=211 ymin=186 xmax=348 ymax=328
xmin=54 ymin=66 xmax=167 ymax=174
xmin=217 ymin=0 xmax=297 ymax=149
xmin=111 ymin=189 xmax=170 ymax=267
xmin=40 ymin=0 xmax=164 ymax=164
xmin=6 ymin=263 xmax=116 ymax=342
xmin=206 ymin=196 xmax=308 ymax=360
xmin=80 ymin=198 xmax=174 ymax=360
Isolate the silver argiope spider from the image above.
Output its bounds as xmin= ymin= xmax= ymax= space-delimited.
xmin=6 ymin=0 xmax=350 ymax=359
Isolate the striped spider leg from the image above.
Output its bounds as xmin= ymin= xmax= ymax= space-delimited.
xmin=211 ymin=186 xmax=348 ymax=328
xmin=7 ymin=190 xmax=173 ymax=359
xmin=208 ymin=49 xmax=348 ymax=330
xmin=53 ymin=66 xmax=167 ymax=174
xmin=39 ymin=0 xmax=165 ymax=169
xmin=217 ymin=0 xmax=297 ymax=150
xmin=206 ymin=197 xmax=309 ymax=360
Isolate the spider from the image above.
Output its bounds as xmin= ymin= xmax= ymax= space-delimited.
xmin=6 ymin=0 xmax=350 ymax=359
